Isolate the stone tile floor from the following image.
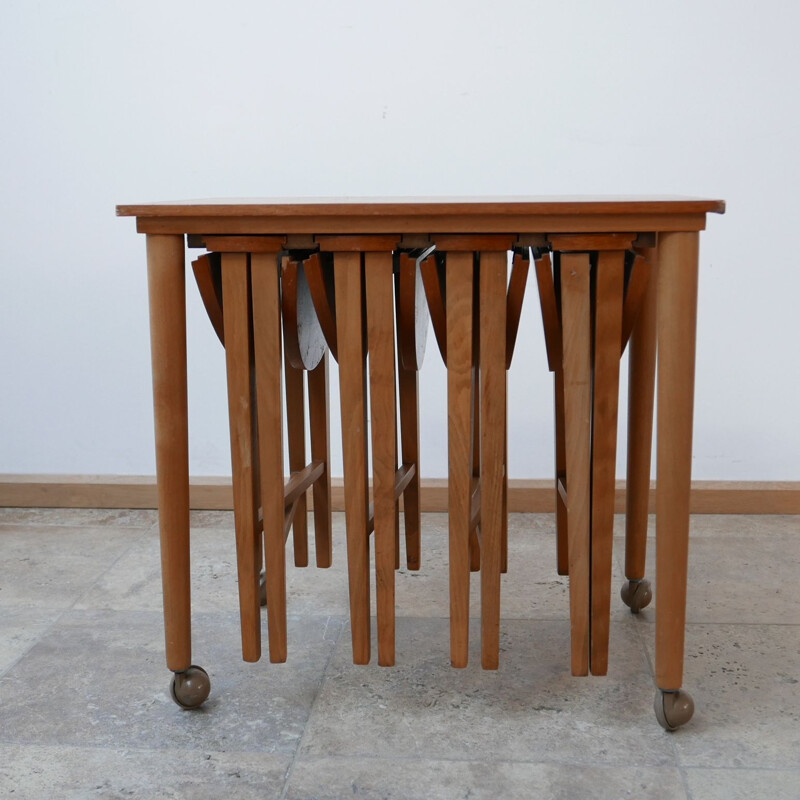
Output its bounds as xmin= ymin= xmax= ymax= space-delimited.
xmin=0 ymin=509 xmax=798 ymax=799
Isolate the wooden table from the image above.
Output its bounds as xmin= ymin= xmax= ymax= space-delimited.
xmin=117 ymin=197 xmax=724 ymax=728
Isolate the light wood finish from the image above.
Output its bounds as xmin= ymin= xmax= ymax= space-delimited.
xmin=433 ymin=234 xmax=516 ymax=252
xmin=548 ymin=233 xmax=636 ymax=252
xmin=334 ymin=251 xmax=371 ymax=665
xmin=655 ymin=231 xmax=700 ymax=691
xmin=283 ymin=348 xmax=309 ymax=569
xmin=619 ymin=253 xmax=652 ymax=354
xmin=146 ymin=234 xmax=192 ymax=673
xmin=187 ymin=235 xmax=285 ymax=253
xmin=118 ymin=197 xmax=725 ymax=239
xmin=537 ymin=251 xmax=569 ymax=575
xmin=396 ymin=252 xmax=424 ymax=569
xmin=397 ymin=350 xmax=422 ymax=570
xmin=121 ymin=196 xmax=726 ymax=714
xmin=134 ymin=212 xmax=713 ymax=237
xmin=120 ymin=196 xmax=726 ymax=215
xmin=303 ymin=253 xmax=338 ymax=361
xmin=505 ymin=251 xmax=529 ymax=368
xmin=365 ymin=251 xmax=398 ymax=666
xmin=446 ymin=252 xmax=474 ymax=668
xmin=283 ymin=461 xmax=325 ymax=509
xmin=589 ymin=251 xmax=625 ymax=676
xmin=281 ymin=258 xmax=327 ymax=371
xmin=554 ymin=368 xmax=569 ymax=575
xmin=625 ymin=247 xmax=658 ymax=581
xmin=479 ymin=251 xmax=507 ymax=670
xmin=6 ymin=477 xmax=793 ymax=514
xmin=220 ymin=254 xmax=262 ymax=663
xmin=308 ymin=354 xmax=332 ymax=567
xmin=251 ymin=252 xmax=288 ymax=663
xmin=419 ymin=252 xmax=447 ymax=361
xmin=191 ymin=254 xmax=224 ymax=345
xmin=317 ymin=234 xmax=399 ymax=252
xmin=559 ymin=252 xmax=592 ymax=676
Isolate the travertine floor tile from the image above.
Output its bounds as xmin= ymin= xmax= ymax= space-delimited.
xmin=75 ymin=527 xmax=243 ymax=613
xmin=0 ymin=526 xmax=142 ymax=608
xmin=0 ymin=607 xmax=63 ymax=674
xmin=0 ymin=509 xmax=796 ymax=798
xmin=0 ymin=610 xmax=342 ymax=754
xmin=0 ymin=743 xmax=290 ymax=800
xmin=0 ymin=508 xmax=158 ymax=528
xmin=612 ymin=513 xmax=800 ymax=539
xmin=284 ymin=757 xmax=689 ymax=800
xmin=643 ymin=624 xmax=800 ymax=769
xmin=683 ymin=766 xmax=800 ymax=800
xmin=613 ymin=530 xmax=800 ymax=624
xmin=301 ymin=617 xmax=675 ymax=767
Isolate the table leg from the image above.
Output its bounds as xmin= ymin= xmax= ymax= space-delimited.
xmin=559 ymin=252 xmax=592 ymax=676
xmin=148 ymin=234 xmax=210 ymax=708
xmin=623 ymin=246 xmax=658 ymax=613
xmin=446 ymin=253 xmax=474 ymax=668
xmin=284 ymin=349 xmax=309 ymax=568
xmin=221 ymin=253 xmax=262 ymax=663
xmin=308 ymin=353 xmax=332 ymax=568
xmin=589 ymin=251 xmax=625 ymax=676
xmin=334 ymin=252 xmax=371 ymax=665
xmin=654 ymin=230 xmax=700 ymax=729
xmin=252 ymin=253 xmax=288 ymax=663
xmin=366 ymin=251 xmax=397 ymax=667
xmin=479 ymin=251 xmax=507 ymax=670
xmin=146 ymin=234 xmax=192 ymax=674
xmin=398 ymin=364 xmax=421 ymax=570
xmin=554 ymin=369 xmax=569 ymax=575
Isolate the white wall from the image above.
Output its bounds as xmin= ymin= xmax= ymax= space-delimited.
xmin=1 ymin=0 xmax=798 ymax=481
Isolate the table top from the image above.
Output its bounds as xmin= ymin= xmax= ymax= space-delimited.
xmin=117 ymin=196 xmax=724 ymax=235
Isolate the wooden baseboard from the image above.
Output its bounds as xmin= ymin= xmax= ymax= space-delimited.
xmin=0 ymin=475 xmax=798 ymax=514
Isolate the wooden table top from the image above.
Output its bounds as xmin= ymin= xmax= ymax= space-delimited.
xmin=117 ymin=196 xmax=725 ymax=235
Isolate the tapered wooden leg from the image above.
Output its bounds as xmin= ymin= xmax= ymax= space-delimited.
xmin=251 ymin=253 xmax=287 ymax=663
xmin=284 ymin=351 xmax=309 ymax=568
xmin=221 ymin=253 xmax=261 ymax=663
xmin=589 ymin=251 xmax=625 ymax=676
xmin=308 ymin=353 xmax=332 ymax=568
xmin=479 ymin=251 xmax=507 ymax=670
xmin=554 ymin=369 xmax=569 ymax=575
xmin=560 ymin=252 xmax=592 ymax=676
xmin=146 ymin=234 xmax=192 ymax=673
xmin=469 ymin=366 xmax=481 ymax=573
xmin=398 ymin=363 xmax=421 ymax=570
xmin=446 ymin=253 xmax=474 ymax=668
xmin=655 ymin=232 xmax=699 ymax=692
xmin=501 ymin=372 xmax=508 ymax=575
xmin=365 ymin=251 xmax=397 ymax=666
xmin=625 ymin=247 xmax=658 ymax=581
xmin=334 ymin=252 xmax=371 ymax=665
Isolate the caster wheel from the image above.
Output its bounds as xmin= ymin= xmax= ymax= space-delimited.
xmin=170 ymin=665 xmax=210 ymax=709
xmin=621 ymin=579 xmax=652 ymax=613
xmin=654 ymin=689 xmax=694 ymax=731
xmin=259 ymin=570 xmax=267 ymax=607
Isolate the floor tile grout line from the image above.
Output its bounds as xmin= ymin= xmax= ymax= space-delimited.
xmin=0 ymin=607 xmax=72 ymax=683
xmin=10 ymin=738 xmax=797 ymax=773
xmin=278 ymin=613 xmax=345 ymax=800
xmin=0 ymin=520 xmax=157 ymax=683
xmin=66 ymin=519 xmax=159 ymax=613
xmin=270 ymin=750 xmax=697 ymax=771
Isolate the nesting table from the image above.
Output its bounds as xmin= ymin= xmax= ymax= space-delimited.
xmin=117 ymin=196 xmax=724 ymax=729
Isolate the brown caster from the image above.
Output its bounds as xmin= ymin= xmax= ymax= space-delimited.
xmin=654 ymin=689 xmax=694 ymax=731
xmin=621 ymin=578 xmax=652 ymax=613
xmin=170 ymin=665 xmax=211 ymax=709
xmin=259 ymin=570 xmax=267 ymax=607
